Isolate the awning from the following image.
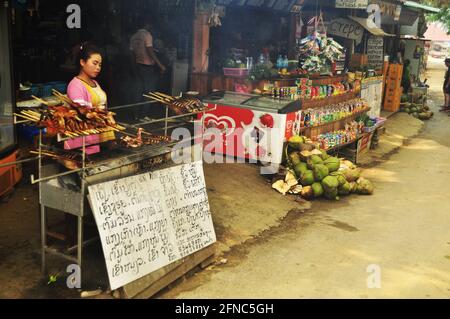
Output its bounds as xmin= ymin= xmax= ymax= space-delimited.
xmin=348 ymin=16 xmax=395 ymax=37
xmin=402 ymin=1 xmax=440 ymax=14
xmin=216 ymin=0 xmax=299 ymax=12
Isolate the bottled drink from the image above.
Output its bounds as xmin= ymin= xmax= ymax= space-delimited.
xmin=277 ymin=55 xmax=283 ymax=70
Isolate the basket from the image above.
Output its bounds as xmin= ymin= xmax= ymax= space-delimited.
xmin=223 ymin=68 xmax=249 ymax=78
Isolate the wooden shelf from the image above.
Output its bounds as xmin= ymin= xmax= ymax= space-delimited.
xmin=324 ymin=132 xmax=371 ymax=153
xmin=300 ymin=91 xmax=360 ymax=110
xmin=325 ymin=138 xmax=358 ymax=153
xmin=300 ymin=107 xmax=370 ymax=133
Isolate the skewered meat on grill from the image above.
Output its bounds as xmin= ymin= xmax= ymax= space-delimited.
xmin=144 ymin=92 xmax=207 ymax=115
xmin=16 ymin=103 xmax=124 ymax=138
xmin=120 ymin=128 xmax=172 ymax=148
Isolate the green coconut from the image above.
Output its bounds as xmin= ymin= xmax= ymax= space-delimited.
xmin=307 ymin=155 xmax=324 ymax=169
xmin=288 ymin=135 xmax=305 ymax=149
xmin=313 ymin=164 xmax=329 ymax=182
xmin=294 ymin=162 xmax=308 ymax=178
xmin=337 ymin=174 xmax=347 ymax=186
xmin=301 ymin=186 xmax=314 ymax=200
xmin=289 ymin=152 xmax=301 ymax=167
xmin=338 ymin=182 xmax=351 ymax=196
xmin=299 ymin=150 xmax=313 ymax=162
xmin=342 ymin=168 xmax=361 ymax=182
xmin=323 ymin=156 xmax=340 ymax=173
xmin=322 ymin=175 xmax=339 ymax=193
xmin=349 ymin=182 xmax=358 ymax=193
xmin=299 ymin=143 xmax=316 ymax=152
xmin=311 ymin=182 xmax=324 ymax=198
xmin=300 ymin=170 xmax=315 ymax=186
xmin=324 ymin=188 xmax=339 ymax=200
xmin=356 ymin=177 xmax=374 ymax=195
xmin=320 ymin=149 xmax=330 ymax=160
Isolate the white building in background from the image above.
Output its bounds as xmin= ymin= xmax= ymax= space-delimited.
xmin=424 ymin=22 xmax=450 ymax=59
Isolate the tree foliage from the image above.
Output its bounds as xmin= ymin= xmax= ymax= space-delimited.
xmin=421 ymin=0 xmax=450 ymax=33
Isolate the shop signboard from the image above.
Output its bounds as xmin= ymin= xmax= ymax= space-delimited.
xmin=335 ymin=0 xmax=368 ymax=9
xmin=327 ymin=18 xmax=364 ymax=44
xmin=367 ymin=36 xmax=384 ymax=69
xmin=88 ymin=161 xmax=216 ymax=290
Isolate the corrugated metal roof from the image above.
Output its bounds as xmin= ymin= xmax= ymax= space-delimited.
xmin=402 ymin=1 xmax=440 ymax=13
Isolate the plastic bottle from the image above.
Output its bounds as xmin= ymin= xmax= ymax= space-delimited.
xmin=277 ymin=55 xmax=283 ymax=70
xmin=259 ymin=53 xmax=265 ymax=64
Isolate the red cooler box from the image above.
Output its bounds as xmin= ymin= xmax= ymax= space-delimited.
xmin=198 ymin=91 xmax=301 ymax=164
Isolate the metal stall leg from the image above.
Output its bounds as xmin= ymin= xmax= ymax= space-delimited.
xmin=77 ymin=136 xmax=87 ymax=285
xmin=164 ymin=105 xmax=169 ymax=136
xmin=38 ymin=129 xmax=47 ymax=274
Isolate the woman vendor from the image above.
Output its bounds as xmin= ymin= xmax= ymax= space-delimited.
xmin=65 ymin=42 xmax=114 ymax=154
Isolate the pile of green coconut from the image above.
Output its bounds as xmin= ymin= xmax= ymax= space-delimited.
xmin=272 ymin=135 xmax=374 ymax=200
xmin=400 ymin=94 xmax=433 ymax=120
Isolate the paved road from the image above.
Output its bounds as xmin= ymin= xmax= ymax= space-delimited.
xmin=159 ymin=60 xmax=450 ymax=299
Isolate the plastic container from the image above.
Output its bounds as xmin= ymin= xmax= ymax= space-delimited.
xmin=41 ymin=84 xmax=53 ymax=97
xmin=223 ymin=68 xmax=249 ymax=77
xmin=30 ymin=84 xmax=42 ymax=97
xmin=53 ymin=82 xmax=67 ymax=94
xmin=18 ymin=124 xmax=41 ymax=142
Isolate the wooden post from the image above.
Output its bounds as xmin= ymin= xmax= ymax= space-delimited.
xmin=192 ymin=12 xmax=210 ymax=74
xmin=288 ymin=14 xmax=297 ymax=59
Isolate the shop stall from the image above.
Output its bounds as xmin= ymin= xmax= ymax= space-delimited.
xmin=12 ymin=89 xmax=217 ymax=297
xmin=0 ymin=2 xmax=22 ymax=200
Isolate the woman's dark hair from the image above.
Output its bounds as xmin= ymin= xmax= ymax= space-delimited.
xmin=76 ymin=42 xmax=101 ymax=63
xmin=445 ymin=58 xmax=450 ymax=64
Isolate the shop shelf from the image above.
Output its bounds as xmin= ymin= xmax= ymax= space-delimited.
xmin=223 ymin=68 xmax=249 ymax=78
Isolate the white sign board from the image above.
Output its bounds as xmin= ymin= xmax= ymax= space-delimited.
xmin=88 ymin=161 xmax=216 ymax=290
xmin=361 ymin=77 xmax=383 ymax=118
xmin=335 ymin=0 xmax=368 ymax=9
xmin=367 ymin=36 xmax=384 ymax=69
xmin=327 ymin=18 xmax=364 ymax=44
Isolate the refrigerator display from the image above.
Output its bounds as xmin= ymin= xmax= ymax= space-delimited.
xmin=199 ymin=92 xmax=301 ymax=164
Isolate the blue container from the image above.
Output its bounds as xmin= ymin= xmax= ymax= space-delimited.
xmin=54 ymin=82 xmax=67 ymax=94
xmin=18 ymin=124 xmax=41 ymax=142
xmin=41 ymin=84 xmax=53 ymax=98
xmin=30 ymin=84 xmax=42 ymax=97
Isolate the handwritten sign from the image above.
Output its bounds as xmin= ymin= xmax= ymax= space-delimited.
xmin=88 ymin=161 xmax=216 ymax=290
xmin=327 ymin=18 xmax=364 ymax=44
xmin=335 ymin=0 xmax=368 ymax=9
xmin=361 ymin=77 xmax=383 ymax=118
xmin=367 ymin=36 xmax=384 ymax=69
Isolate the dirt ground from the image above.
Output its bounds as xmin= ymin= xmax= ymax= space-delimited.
xmin=0 ymin=58 xmax=448 ymax=298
